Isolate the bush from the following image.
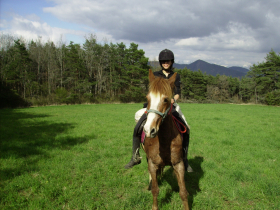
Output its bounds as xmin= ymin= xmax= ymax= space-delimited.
xmin=119 ymin=90 xmax=132 ymax=103
xmin=265 ymin=90 xmax=280 ymax=106
xmin=65 ymin=94 xmax=79 ymax=105
xmin=0 ymin=82 xmax=30 ymax=108
xmin=119 ymin=87 xmax=146 ymax=103
xmin=83 ymin=92 xmax=94 ymax=103
xmin=56 ymin=88 xmax=68 ymax=104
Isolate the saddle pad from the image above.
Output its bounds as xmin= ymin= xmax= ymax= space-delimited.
xmin=141 ymin=131 xmax=145 ymax=143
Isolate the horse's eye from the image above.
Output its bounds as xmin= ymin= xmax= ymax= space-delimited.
xmin=164 ymin=98 xmax=168 ymax=103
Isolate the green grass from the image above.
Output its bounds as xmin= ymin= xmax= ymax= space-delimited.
xmin=0 ymin=104 xmax=279 ymax=209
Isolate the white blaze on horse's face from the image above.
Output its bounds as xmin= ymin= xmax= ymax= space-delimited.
xmin=144 ymin=92 xmax=162 ymax=138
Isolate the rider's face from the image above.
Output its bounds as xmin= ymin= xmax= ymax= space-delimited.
xmin=161 ymin=60 xmax=172 ymax=70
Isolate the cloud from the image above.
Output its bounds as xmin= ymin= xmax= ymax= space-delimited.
xmin=175 ymin=22 xmax=260 ymax=52
xmin=0 ymin=13 xmax=114 ymax=46
xmin=1 ymin=0 xmax=280 ymax=67
xmin=1 ymin=14 xmax=78 ymax=43
xmin=44 ymin=0 xmax=280 ymax=51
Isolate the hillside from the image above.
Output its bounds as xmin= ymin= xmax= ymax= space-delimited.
xmin=150 ymin=60 xmax=249 ymax=78
xmin=228 ymin=66 xmax=250 ymax=74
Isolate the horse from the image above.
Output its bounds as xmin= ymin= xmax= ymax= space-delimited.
xmin=142 ymin=69 xmax=189 ymax=210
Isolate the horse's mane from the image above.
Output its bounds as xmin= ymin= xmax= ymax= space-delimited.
xmin=149 ymin=77 xmax=174 ymax=97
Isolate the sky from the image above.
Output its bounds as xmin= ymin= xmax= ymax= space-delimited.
xmin=1 ymin=0 xmax=280 ymax=68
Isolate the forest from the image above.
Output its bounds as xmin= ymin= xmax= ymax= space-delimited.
xmin=1 ymin=33 xmax=280 ymax=107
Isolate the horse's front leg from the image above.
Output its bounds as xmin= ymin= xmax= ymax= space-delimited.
xmin=148 ymin=172 xmax=152 ymax=190
xmin=148 ymin=158 xmax=159 ymax=210
xmin=173 ymin=161 xmax=189 ymax=210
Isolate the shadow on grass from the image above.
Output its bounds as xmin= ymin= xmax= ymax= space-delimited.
xmin=0 ymin=108 xmax=96 ymax=182
xmin=158 ymin=156 xmax=204 ymax=209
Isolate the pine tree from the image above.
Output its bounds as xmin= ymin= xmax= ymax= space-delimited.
xmin=246 ymin=49 xmax=280 ymax=104
xmin=3 ymin=39 xmax=33 ymax=98
xmin=65 ymin=41 xmax=87 ymax=101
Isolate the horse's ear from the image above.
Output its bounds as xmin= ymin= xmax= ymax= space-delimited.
xmin=168 ymin=72 xmax=177 ymax=86
xmin=149 ymin=69 xmax=155 ymax=82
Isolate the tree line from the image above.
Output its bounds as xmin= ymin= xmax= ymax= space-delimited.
xmin=151 ymin=50 xmax=280 ymax=105
xmin=0 ymin=33 xmax=279 ymax=107
xmin=0 ymin=34 xmax=149 ymax=106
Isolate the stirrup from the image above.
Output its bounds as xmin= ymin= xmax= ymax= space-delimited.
xmin=124 ymin=158 xmax=141 ymax=169
xmin=124 ymin=148 xmax=142 ymax=169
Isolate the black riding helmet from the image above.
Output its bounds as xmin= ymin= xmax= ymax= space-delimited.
xmin=159 ymin=49 xmax=175 ymax=70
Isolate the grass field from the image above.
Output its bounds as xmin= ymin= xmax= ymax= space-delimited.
xmin=0 ymin=103 xmax=279 ymax=210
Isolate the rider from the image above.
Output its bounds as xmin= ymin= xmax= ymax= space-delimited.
xmin=124 ymin=49 xmax=192 ymax=172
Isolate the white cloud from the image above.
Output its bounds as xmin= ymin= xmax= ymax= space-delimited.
xmin=176 ymin=38 xmax=199 ymax=47
xmin=175 ymin=22 xmax=260 ymax=52
xmin=1 ymin=0 xmax=280 ymax=67
xmin=0 ymin=14 xmax=113 ymax=45
xmin=1 ymin=14 xmax=72 ymax=43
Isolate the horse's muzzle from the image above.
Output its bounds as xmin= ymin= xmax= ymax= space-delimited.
xmin=144 ymin=127 xmax=157 ymax=138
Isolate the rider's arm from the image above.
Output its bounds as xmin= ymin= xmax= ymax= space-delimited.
xmin=172 ymin=74 xmax=181 ymax=103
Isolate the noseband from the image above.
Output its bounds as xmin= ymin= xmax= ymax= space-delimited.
xmin=145 ymin=103 xmax=172 ymax=122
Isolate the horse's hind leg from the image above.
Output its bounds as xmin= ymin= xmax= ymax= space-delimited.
xmin=173 ymin=161 xmax=189 ymax=210
xmin=148 ymin=159 xmax=159 ymax=210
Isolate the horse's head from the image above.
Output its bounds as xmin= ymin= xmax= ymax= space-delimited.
xmin=144 ymin=69 xmax=177 ymax=138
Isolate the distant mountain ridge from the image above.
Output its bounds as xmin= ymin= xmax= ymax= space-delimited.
xmin=149 ymin=60 xmax=249 ymax=78
xmin=228 ymin=66 xmax=249 ymax=74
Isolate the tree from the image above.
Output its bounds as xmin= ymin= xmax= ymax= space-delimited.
xmin=83 ymin=34 xmax=98 ymax=96
xmin=0 ymin=33 xmax=151 ymax=104
xmin=28 ymin=38 xmax=44 ymax=97
xmin=119 ymin=43 xmax=149 ymax=102
xmin=179 ymin=68 xmax=193 ymax=99
xmin=65 ymin=41 xmax=87 ymax=97
xmin=239 ymin=77 xmax=255 ymax=102
xmin=227 ymin=76 xmax=240 ymax=98
xmin=190 ymin=70 xmax=207 ymax=100
xmin=246 ymin=49 xmax=280 ymax=104
xmin=2 ymin=39 xmax=33 ymax=99
xmin=217 ymin=75 xmax=229 ymax=102
xmin=56 ymin=36 xmax=67 ymax=89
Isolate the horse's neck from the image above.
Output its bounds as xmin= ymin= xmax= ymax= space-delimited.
xmin=158 ymin=115 xmax=177 ymax=141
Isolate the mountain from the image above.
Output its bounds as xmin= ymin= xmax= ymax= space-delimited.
xmin=174 ymin=60 xmax=249 ymax=78
xmin=228 ymin=66 xmax=249 ymax=74
xmin=149 ymin=60 xmax=249 ymax=78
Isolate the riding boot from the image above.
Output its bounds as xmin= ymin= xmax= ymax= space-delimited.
xmin=125 ymin=114 xmax=147 ymax=169
xmin=124 ymin=135 xmax=142 ymax=169
xmin=183 ymin=132 xmax=193 ymax=172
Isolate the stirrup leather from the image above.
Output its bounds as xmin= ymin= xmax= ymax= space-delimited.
xmin=133 ymin=148 xmax=142 ymax=162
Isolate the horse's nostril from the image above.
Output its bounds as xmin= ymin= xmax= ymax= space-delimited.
xmin=151 ymin=128 xmax=156 ymax=135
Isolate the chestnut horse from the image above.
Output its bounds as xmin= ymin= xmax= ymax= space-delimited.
xmin=142 ymin=69 xmax=189 ymax=210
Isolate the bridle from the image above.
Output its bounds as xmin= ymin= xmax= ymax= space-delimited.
xmin=145 ymin=102 xmax=172 ymax=123
xmin=145 ymin=102 xmax=187 ymax=133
